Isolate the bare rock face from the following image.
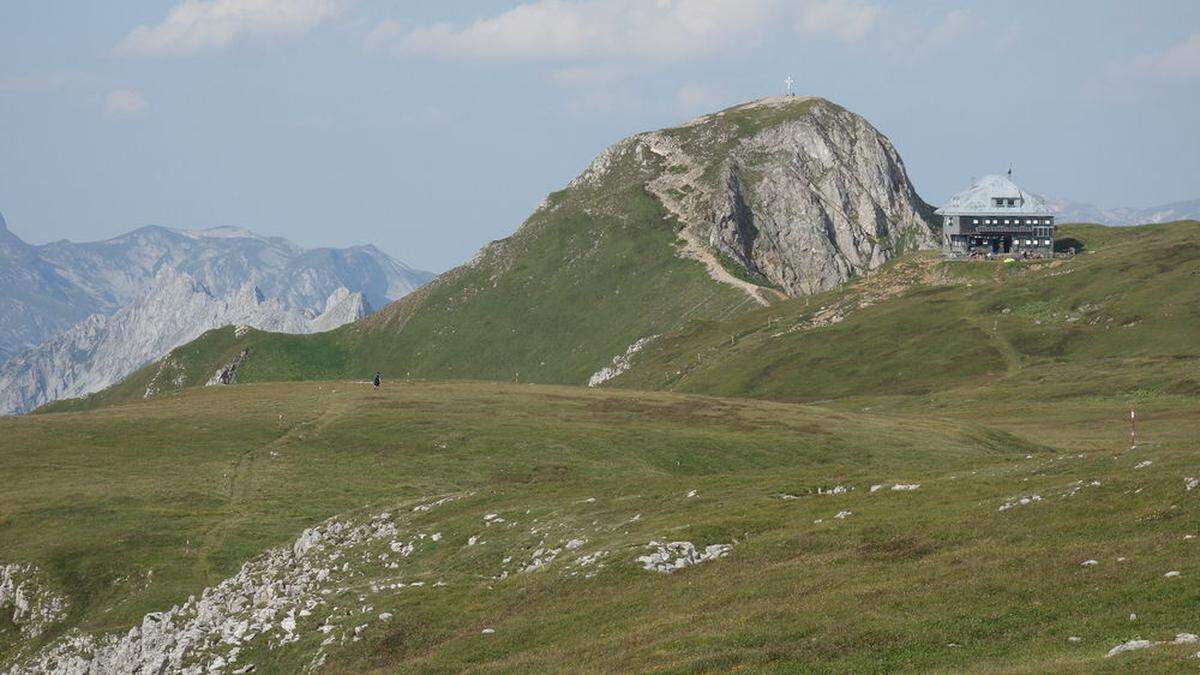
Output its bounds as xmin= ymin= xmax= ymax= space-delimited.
xmin=636 ymin=97 xmax=936 ymax=296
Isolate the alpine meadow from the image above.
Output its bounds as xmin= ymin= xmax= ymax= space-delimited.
xmin=2 ymin=4 xmax=1200 ymax=674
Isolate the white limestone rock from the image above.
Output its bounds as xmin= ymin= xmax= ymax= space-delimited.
xmin=636 ymin=541 xmax=731 ymax=574
xmin=638 ymin=97 xmax=937 ymax=298
xmin=0 ymin=563 xmax=68 ymax=639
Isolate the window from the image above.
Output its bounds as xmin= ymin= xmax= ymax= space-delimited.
xmin=973 ymin=218 xmax=979 ymax=224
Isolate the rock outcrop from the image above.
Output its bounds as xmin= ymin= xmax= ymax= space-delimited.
xmin=206 ymin=348 xmax=251 ymax=386
xmin=0 ymin=563 xmax=68 ymax=641
xmin=582 ymin=97 xmax=937 ymax=298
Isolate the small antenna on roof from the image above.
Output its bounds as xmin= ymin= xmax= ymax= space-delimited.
xmin=1007 ymin=164 xmax=1013 ymax=179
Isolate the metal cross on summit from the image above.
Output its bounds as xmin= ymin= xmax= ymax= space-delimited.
xmin=785 ymin=76 xmax=794 ymax=97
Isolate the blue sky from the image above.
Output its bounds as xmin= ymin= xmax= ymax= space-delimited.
xmin=1 ymin=1 xmax=1198 ymax=270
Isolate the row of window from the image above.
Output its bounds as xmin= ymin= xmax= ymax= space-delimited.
xmin=972 ymin=218 xmax=1052 ymax=226
xmin=992 ymin=198 xmax=1021 ymax=207
xmin=965 ymin=238 xmax=1052 ymax=248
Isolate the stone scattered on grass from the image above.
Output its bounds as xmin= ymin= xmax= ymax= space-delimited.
xmin=636 ymin=541 xmax=731 ymax=573
xmin=521 ymin=547 xmax=563 ymax=573
xmin=833 ymin=510 xmax=852 ymax=520
xmin=1061 ymin=480 xmax=1102 ymax=498
xmin=1106 ymin=639 xmax=1154 ymax=658
xmin=818 ymin=485 xmax=851 ymax=495
xmin=1165 ymin=570 xmax=1182 ymax=578
xmin=998 ymin=495 xmax=1042 ymax=512
xmin=868 ymin=483 xmax=920 ymax=493
xmin=1080 ymin=560 xmax=1099 ymax=567
xmin=1134 ymin=460 xmax=1153 ymax=470
xmin=1106 ymin=633 xmax=1200 ymax=658
xmin=1185 ymin=477 xmax=1199 ymax=491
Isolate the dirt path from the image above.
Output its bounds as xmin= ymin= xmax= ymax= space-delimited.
xmin=975 ymin=315 xmax=1024 ymax=375
xmin=639 ymin=132 xmax=781 ymax=308
xmin=195 ymin=392 xmax=355 ymax=583
xmin=675 ymin=226 xmax=777 ymax=306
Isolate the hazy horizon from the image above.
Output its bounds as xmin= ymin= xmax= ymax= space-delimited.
xmin=3 ymin=1 xmax=1198 ymax=271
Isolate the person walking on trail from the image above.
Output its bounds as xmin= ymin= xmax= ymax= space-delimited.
xmin=373 ymin=371 xmax=382 ymax=389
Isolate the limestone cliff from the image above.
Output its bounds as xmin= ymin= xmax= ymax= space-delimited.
xmin=627 ymin=97 xmax=937 ymax=296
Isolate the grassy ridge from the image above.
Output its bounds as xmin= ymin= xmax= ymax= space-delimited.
xmin=612 ymin=222 xmax=1200 ymax=403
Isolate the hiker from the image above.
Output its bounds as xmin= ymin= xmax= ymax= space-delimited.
xmin=373 ymin=371 xmax=381 ymax=389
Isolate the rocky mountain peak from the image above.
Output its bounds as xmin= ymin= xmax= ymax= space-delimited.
xmin=633 ymin=96 xmax=935 ymax=297
xmin=0 ymin=211 xmax=19 ymax=246
xmin=232 ymin=282 xmax=267 ymax=307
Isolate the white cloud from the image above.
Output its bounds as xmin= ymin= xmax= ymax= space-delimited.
xmin=1115 ymin=32 xmax=1200 ymax=81
xmin=928 ymin=9 xmax=972 ymax=44
xmin=1089 ymin=32 xmax=1200 ymax=100
xmin=363 ymin=19 xmax=405 ymax=52
xmin=115 ymin=0 xmax=343 ymax=57
xmin=375 ymin=1 xmax=981 ymax=63
xmin=103 ymin=89 xmax=148 ymax=118
xmin=795 ymin=0 xmax=879 ymax=42
xmin=383 ymin=0 xmax=774 ymax=61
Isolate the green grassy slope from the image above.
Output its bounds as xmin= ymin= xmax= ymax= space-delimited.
xmin=5 ymin=379 xmax=1200 ymax=672
xmin=611 ymin=221 xmax=1200 ymax=404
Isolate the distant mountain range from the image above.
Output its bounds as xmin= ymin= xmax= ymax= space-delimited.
xmin=0 ymin=213 xmax=433 ymax=414
xmin=1047 ymin=197 xmax=1200 ymax=226
xmin=0 ymin=214 xmax=432 ymax=364
xmin=0 ymin=268 xmax=371 ymax=415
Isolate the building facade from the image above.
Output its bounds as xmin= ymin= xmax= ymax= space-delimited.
xmin=936 ymin=174 xmax=1055 ymax=257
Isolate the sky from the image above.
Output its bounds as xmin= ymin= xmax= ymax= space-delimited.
xmin=1 ymin=1 xmax=1198 ymax=271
